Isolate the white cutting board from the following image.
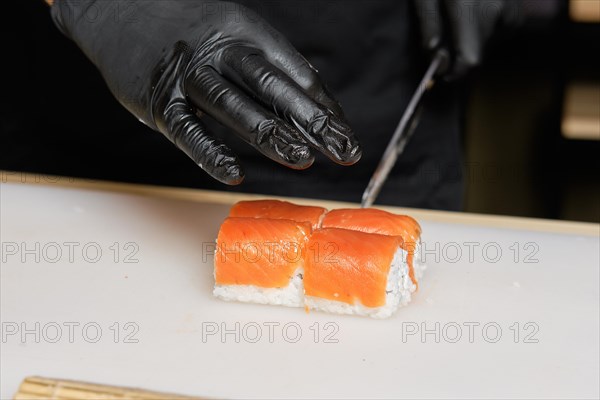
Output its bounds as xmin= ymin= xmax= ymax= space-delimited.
xmin=1 ymin=182 xmax=598 ymax=399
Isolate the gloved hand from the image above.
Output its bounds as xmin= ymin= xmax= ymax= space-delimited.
xmin=414 ymin=0 xmax=509 ymax=78
xmin=51 ymin=0 xmax=361 ymax=184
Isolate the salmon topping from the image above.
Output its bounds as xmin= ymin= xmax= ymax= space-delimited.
xmin=229 ymin=200 xmax=327 ymax=230
xmin=321 ymin=208 xmax=421 ymax=286
xmin=304 ymin=228 xmax=403 ymax=308
xmin=215 ymin=217 xmax=311 ymax=288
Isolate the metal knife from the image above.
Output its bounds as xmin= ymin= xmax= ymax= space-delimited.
xmin=360 ymin=49 xmax=449 ymax=208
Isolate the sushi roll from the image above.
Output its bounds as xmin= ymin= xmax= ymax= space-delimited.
xmin=213 ymin=217 xmax=311 ymax=307
xmin=321 ymin=208 xmax=426 ymax=286
xmin=228 ymin=200 xmax=327 ymax=229
xmin=213 ymin=202 xmax=425 ymax=318
xmin=304 ymin=228 xmax=414 ymax=319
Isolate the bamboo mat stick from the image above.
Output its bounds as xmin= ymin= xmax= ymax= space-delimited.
xmin=14 ymin=376 xmax=202 ymax=400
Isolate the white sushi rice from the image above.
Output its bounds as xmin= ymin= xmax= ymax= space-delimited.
xmin=305 ymin=247 xmax=414 ymax=319
xmin=213 ymin=268 xmax=305 ymax=308
xmin=413 ymin=241 xmax=427 ymax=281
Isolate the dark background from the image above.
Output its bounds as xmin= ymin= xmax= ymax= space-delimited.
xmin=2 ymin=1 xmax=598 ymax=222
xmin=463 ymin=2 xmax=599 ymax=222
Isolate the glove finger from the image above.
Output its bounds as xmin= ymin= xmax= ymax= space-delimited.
xmin=255 ymin=38 xmax=346 ymax=118
xmin=220 ymin=47 xmax=362 ymax=166
xmin=162 ymin=98 xmax=244 ymax=185
xmin=186 ymin=66 xmax=315 ymax=170
xmin=414 ymin=0 xmax=444 ymax=51
xmin=443 ymin=0 xmax=484 ymax=76
xmin=218 ymin=4 xmax=344 ymax=118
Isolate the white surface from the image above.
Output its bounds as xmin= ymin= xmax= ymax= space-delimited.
xmin=1 ymin=182 xmax=598 ymax=399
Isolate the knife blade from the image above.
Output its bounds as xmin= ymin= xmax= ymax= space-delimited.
xmin=360 ymin=49 xmax=448 ymax=208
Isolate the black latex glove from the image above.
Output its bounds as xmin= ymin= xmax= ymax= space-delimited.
xmin=414 ymin=0 xmax=508 ymax=78
xmin=51 ymin=1 xmax=361 ymax=184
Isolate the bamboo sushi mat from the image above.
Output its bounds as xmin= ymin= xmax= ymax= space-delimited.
xmin=14 ymin=377 xmax=200 ymax=400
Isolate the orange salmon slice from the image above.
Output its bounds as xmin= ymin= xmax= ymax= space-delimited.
xmin=321 ymin=208 xmax=421 ymax=286
xmin=229 ymin=200 xmax=327 ymax=230
xmin=304 ymin=228 xmax=403 ymax=308
xmin=215 ymin=217 xmax=311 ymax=288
